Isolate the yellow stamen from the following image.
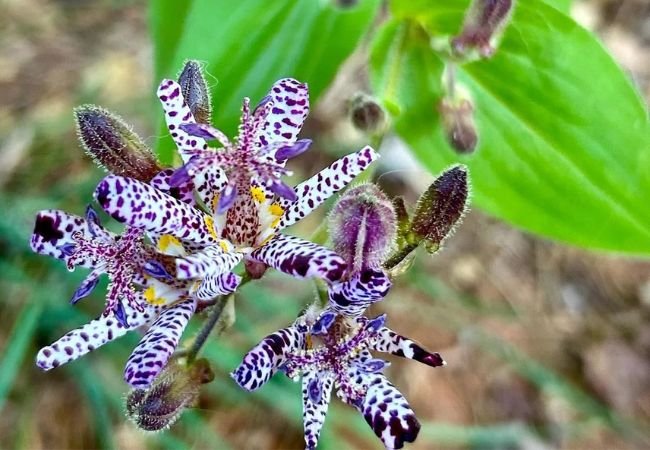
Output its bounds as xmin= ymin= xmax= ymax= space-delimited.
xmin=211 ymin=193 xmax=220 ymax=212
xmin=205 ymin=216 xmax=218 ymax=240
xmin=218 ymin=240 xmax=230 ymax=252
xmin=250 ymin=186 xmax=265 ymax=203
xmin=144 ymin=286 xmax=166 ymax=306
xmin=269 ymin=202 xmax=284 ymax=217
xmin=157 ymin=234 xmax=181 ymax=252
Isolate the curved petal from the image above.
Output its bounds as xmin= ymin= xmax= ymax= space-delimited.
xmin=256 ymin=78 xmax=309 ymax=149
xmin=150 ymin=169 xmax=197 ymax=206
xmin=95 ymin=175 xmax=216 ymax=246
xmin=278 ymin=146 xmax=380 ymax=229
xmin=302 ymin=369 xmax=334 ymax=450
xmin=124 ymin=298 xmax=196 ymax=387
xmin=250 ymin=234 xmax=346 ymax=283
xmin=372 ymin=327 xmax=445 ymax=368
xmin=328 ymin=269 xmax=392 ymax=317
xmin=231 ymin=325 xmax=304 ymax=391
xmin=30 ymin=210 xmax=105 ymax=268
xmin=194 ymin=272 xmax=242 ymax=300
xmin=36 ymin=301 xmax=159 ymax=370
xmin=175 ymin=246 xmax=243 ymax=280
xmin=354 ymin=374 xmax=420 ymax=450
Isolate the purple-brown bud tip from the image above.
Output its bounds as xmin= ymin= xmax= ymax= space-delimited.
xmin=440 ymin=98 xmax=478 ymax=154
xmin=333 ymin=0 xmax=359 ymax=9
xmin=451 ymin=0 xmax=514 ymax=58
xmin=178 ymin=60 xmax=212 ymax=124
xmin=329 ymin=184 xmax=397 ymax=272
xmin=75 ymin=105 xmax=160 ymax=182
xmin=410 ymin=165 xmax=469 ymax=253
xmin=349 ymin=93 xmax=387 ymax=135
xmin=125 ymin=358 xmax=214 ymax=432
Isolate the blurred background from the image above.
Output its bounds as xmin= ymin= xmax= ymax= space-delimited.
xmin=1 ymin=0 xmax=649 ymax=449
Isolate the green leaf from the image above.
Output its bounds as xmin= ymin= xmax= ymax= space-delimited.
xmin=150 ymin=0 xmax=380 ymax=164
xmin=372 ymin=0 xmax=650 ymax=254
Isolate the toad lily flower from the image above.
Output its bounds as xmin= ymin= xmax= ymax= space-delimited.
xmin=231 ymin=307 xmax=445 ymax=449
xmin=95 ymin=77 xmax=379 ymax=298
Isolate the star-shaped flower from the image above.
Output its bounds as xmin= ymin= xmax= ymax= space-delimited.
xmin=231 ymin=308 xmax=445 ymax=449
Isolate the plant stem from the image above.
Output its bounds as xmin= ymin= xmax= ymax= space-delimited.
xmin=186 ymin=295 xmax=229 ymax=364
xmin=383 ymin=242 xmax=418 ymax=270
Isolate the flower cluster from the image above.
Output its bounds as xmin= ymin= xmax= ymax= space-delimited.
xmin=30 ymin=61 xmax=469 ymax=449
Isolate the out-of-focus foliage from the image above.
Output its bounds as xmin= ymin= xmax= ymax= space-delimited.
xmin=150 ymin=0 xmax=381 ymax=163
xmin=371 ymin=0 xmax=650 ymax=254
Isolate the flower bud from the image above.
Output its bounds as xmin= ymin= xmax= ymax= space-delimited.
xmin=439 ymin=97 xmax=478 ymax=154
xmin=125 ymin=358 xmax=214 ymax=432
xmin=75 ymin=105 xmax=160 ymax=181
xmin=333 ymin=0 xmax=359 ymax=9
xmin=410 ymin=165 xmax=468 ymax=253
xmin=178 ymin=60 xmax=212 ymax=124
xmin=349 ymin=93 xmax=386 ymax=135
xmin=329 ymin=184 xmax=396 ymax=272
xmin=451 ymin=0 xmax=514 ymax=58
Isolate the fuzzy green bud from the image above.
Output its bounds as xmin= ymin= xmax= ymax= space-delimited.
xmin=178 ymin=60 xmax=212 ymax=124
xmin=410 ymin=165 xmax=469 ymax=253
xmin=75 ymin=105 xmax=160 ymax=181
xmin=329 ymin=184 xmax=396 ymax=272
xmin=349 ymin=93 xmax=386 ymax=135
xmin=125 ymin=358 xmax=214 ymax=432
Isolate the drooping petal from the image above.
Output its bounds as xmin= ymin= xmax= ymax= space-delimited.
xmin=372 ymin=327 xmax=445 ymax=368
xmin=194 ymin=272 xmax=242 ymax=300
xmin=95 ymin=175 xmax=217 ymax=246
xmin=150 ymin=169 xmax=197 ymax=206
xmin=302 ymin=370 xmax=334 ymax=450
xmin=256 ymin=78 xmax=309 ymax=148
xmin=157 ymin=79 xmax=208 ymax=163
xmin=175 ymin=245 xmax=243 ymax=280
xmin=30 ymin=210 xmax=103 ymax=267
xmin=354 ymin=374 xmax=421 ymax=450
xmin=250 ymin=234 xmax=346 ymax=283
xmin=36 ymin=301 xmax=159 ymax=370
xmin=278 ymin=146 xmax=380 ymax=229
xmin=328 ymin=269 xmax=392 ymax=317
xmin=124 ymin=298 xmax=197 ymax=387
xmin=231 ymin=325 xmax=305 ymax=391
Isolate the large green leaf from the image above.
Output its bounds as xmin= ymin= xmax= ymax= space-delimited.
xmin=150 ymin=0 xmax=380 ymax=163
xmin=372 ymin=0 xmax=650 ymax=254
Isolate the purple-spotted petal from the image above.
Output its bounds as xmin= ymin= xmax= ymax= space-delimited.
xmin=328 ymin=269 xmax=392 ymax=317
xmin=157 ymin=79 xmax=208 ymax=164
xmin=30 ymin=210 xmax=97 ymax=267
xmin=278 ymin=146 xmax=380 ymax=229
xmin=231 ymin=325 xmax=305 ymax=391
xmin=256 ymin=78 xmax=309 ymax=148
xmin=354 ymin=375 xmax=420 ymax=449
xmin=302 ymin=370 xmax=334 ymax=450
xmin=358 ymin=358 xmax=390 ymax=374
xmin=85 ymin=205 xmax=101 ymax=237
xmin=372 ymin=327 xmax=445 ymax=368
xmin=250 ymin=234 xmax=346 ymax=283
xmin=311 ymin=311 xmax=337 ymax=336
xmin=194 ymin=272 xmax=242 ymax=300
xmin=275 ymin=139 xmax=312 ymax=161
xmin=366 ymin=314 xmax=387 ymax=332
xmin=94 ymin=175 xmax=216 ymax=246
xmin=124 ymin=298 xmax=196 ymax=388
xmin=150 ymin=169 xmax=196 ymax=206
xmin=175 ymin=245 xmax=243 ymax=280
xmin=169 ymin=164 xmax=192 ymax=188
xmin=36 ymin=301 xmax=159 ymax=371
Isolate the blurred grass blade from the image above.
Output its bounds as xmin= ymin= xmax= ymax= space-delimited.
xmin=0 ymin=302 xmax=43 ymax=412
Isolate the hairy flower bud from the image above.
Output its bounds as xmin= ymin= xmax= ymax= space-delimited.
xmin=451 ymin=0 xmax=514 ymax=58
xmin=440 ymin=98 xmax=478 ymax=154
xmin=329 ymin=184 xmax=396 ymax=272
xmin=349 ymin=93 xmax=386 ymax=135
xmin=125 ymin=358 xmax=214 ymax=432
xmin=178 ymin=60 xmax=212 ymax=124
xmin=410 ymin=166 xmax=468 ymax=253
xmin=75 ymin=105 xmax=160 ymax=181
